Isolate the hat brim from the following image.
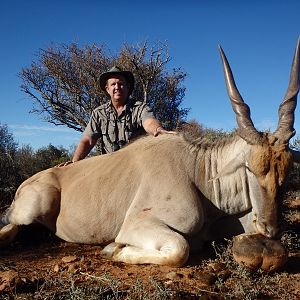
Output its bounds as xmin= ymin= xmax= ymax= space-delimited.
xmin=100 ymin=70 xmax=135 ymax=96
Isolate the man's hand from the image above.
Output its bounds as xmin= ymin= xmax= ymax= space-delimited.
xmin=55 ymin=160 xmax=73 ymax=168
xmin=154 ymin=127 xmax=177 ymax=137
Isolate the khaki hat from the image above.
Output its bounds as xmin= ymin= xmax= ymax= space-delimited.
xmin=99 ymin=66 xmax=135 ymax=95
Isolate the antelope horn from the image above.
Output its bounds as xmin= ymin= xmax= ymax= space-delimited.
xmin=219 ymin=46 xmax=263 ymax=145
xmin=273 ymin=38 xmax=300 ymax=144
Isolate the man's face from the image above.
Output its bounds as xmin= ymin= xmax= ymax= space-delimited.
xmin=105 ymin=75 xmax=129 ymax=104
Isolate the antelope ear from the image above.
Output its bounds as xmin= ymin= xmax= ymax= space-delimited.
xmin=208 ymin=152 xmax=247 ymax=182
xmin=291 ymin=149 xmax=300 ymax=163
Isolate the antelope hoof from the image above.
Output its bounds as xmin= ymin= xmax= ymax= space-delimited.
xmin=232 ymin=233 xmax=288 ymax=272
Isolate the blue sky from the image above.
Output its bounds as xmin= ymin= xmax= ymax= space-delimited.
xmin=0 ymin=0 xmax=299 ymax=150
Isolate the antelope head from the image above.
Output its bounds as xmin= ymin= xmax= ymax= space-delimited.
xmin=219 ymin=38 xmax=299 ymax=238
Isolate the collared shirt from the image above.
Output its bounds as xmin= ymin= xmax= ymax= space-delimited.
xmin=83 ymin=98 xmax=154 ymax=153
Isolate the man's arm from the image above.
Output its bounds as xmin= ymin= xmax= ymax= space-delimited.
xmin=143 ymin=118 xmax=175 ymax=137
xmin=57 ymin=135 xmax=97 ymax=167
xmin=72 ymin=135 xmax=97 ymax=162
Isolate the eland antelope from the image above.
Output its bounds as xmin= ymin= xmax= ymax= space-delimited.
xmin=0 ymin=39 xmax=299 ymax=267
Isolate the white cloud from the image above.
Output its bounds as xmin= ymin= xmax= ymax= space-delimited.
xmin=7 ymin=124 xmax=82 ymax=149
xmin=8 ymin=124 xmax=74 ymax=133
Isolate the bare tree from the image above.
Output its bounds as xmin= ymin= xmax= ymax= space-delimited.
xmin=20 ymin=41 xmax=189 ymax=133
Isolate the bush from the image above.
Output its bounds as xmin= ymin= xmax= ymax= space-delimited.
xmin=0 ymin=123 xmax=20 ymax=209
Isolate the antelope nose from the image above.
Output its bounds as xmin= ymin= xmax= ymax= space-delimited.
xmin=265 ymin=225 xmax=279 ymax=239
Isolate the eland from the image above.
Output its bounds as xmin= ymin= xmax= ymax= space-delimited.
xmin=0 ymin=40 xmax=299 ymax=267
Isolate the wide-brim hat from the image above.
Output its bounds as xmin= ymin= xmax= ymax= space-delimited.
xmin=99 ymin=66 xmax=135 ymax=95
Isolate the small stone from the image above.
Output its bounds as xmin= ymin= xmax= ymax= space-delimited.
xmin=61 ymin=255 xmax=77 ymax=263
xmin=165 ymin=271 xmax=183 ymax=280
xmin=53 ymin=264 xmax=60 ymax=273
xmin=164 ymin=280 xmax=173 ymax=286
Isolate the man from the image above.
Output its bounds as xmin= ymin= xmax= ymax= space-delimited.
xmin=60 ymin=66 xmax=170 ymax=166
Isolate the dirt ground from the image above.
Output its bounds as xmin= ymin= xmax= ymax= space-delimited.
xmin=0 ymin=198 xmax=299 ymax=299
